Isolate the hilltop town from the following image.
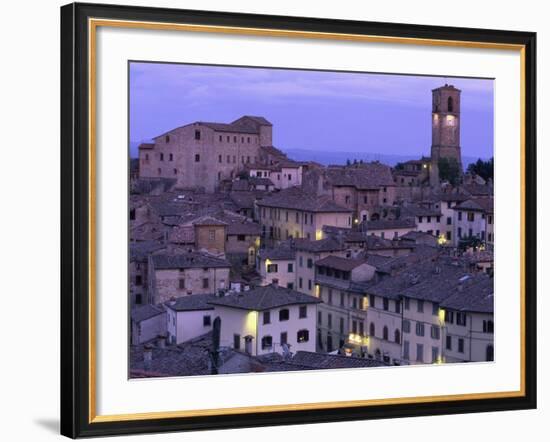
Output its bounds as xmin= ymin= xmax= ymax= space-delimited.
xmin=129 ymin=84 xmax=494 ymax=377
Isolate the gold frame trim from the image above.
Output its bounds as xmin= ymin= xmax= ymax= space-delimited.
xmin=88 ymin=18 xmax=527 ymax=424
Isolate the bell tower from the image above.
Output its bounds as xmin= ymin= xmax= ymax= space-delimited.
xmin=430 ymin=84 xmax=462 ymax=186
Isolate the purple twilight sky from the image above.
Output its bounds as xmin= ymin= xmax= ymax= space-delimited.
xmin=129 ymin=62 xmax=494 ymax=162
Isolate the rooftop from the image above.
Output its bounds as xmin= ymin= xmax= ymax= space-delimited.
xmin=324 ymin=163 xmax=395 ymax=189
xmin=256 ymin=187 xmax=351 ymax=213
xmin=292 ymin=237 xmax=345 ymax=253
xmin=315 ymin=255 xmax=368 ymax=271
xmin=165 ymin=293 xmax=217 ymax=312
xmin=151 ymin=252 xmax=231 ymax=270
xmin=207 ymin=284 xmax=322 ymax=311
xmin=131 ymin=304 xmax=165 ymax=323
xmin=454 ymin=197 xmax=494 ymax=214
xmin=258 ymin=245 xmax=296 ymax=261
xmin=365 ymin=218 xmax=417 ymax=231
xmin=440 ymin=275 xmax=494 ymax=313
xmin=367 ymin=257 xmax=474 ymax=302
xmin=154 ymin=115 xmax=272 ymax=139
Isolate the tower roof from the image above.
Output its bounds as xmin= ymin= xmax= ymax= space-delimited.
xmin=432 ymin=83 xmax=461 ymax=92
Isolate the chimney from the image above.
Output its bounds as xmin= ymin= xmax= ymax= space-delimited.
xmin=143 ymin=344 xmax=153 ymax=370
xmin=157 ymin=336 xmax=166 ymax=348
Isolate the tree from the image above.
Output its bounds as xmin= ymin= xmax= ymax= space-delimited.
xmin=394 ymin=162 xmax=405 ymax=170
xmin=467 ymin=157 xmax=494 ymax=181
xmin=438 ymin=158 xmax=461 ymax=186
xmin=458 ymin=235 xmax=483 ymax=251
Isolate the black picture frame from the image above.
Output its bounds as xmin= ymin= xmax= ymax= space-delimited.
xmin=60 ymin=2 xmax=537 ymax=438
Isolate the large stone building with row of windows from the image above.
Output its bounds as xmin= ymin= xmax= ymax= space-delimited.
xmin=139 ymin=116 xmax=274 ymax=192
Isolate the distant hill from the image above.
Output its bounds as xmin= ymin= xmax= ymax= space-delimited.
xmin=129 ymin=142 xmax=482 ymax=169
xmin=285 ymin=148 xmax=482 ymax=169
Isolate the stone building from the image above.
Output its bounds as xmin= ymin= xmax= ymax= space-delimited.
xmin=247 ymin=159 xmax=304 ymax=190
xmin=165 ymin=294 xmax=217 ymax=345
xmin=452 ymin=196 xmax=494 ymax=248
xmin=393 ymin=157 xmax=431 ymax=188
xmin=364 ymin=257 xmax=485 ymax=366
xmin=363 ymin=218 xmax=417 ymax=240
xmin=130 ymin=304 xmax=167 ymax=345
xmin=129 ymin=240 xmax=167 ymax=306
xmin=256 ymin=187 xmax=353 ymax=245
xmin=139 ymin=116 xmax=272 ymax=192
xmin=148 ymin=252 xmax=231 ymax=303
xmin=293 ymin=237 xmax=348 ymax=297
xmin=440 ymin=275 xmax=494 ymax=362
xmin=314 ymin=255 xmax=375 ymax=353
xmin=223 ymin=215 xmax=261 ymax=266
xmin=303 ymin=162 xmax=396 ymax=222
xmin=192 ymin=216 xmax=227 ymax=255
xmin=430 ymin=84 xmax=463 ymax=185
xmin=256 ymin=244 xmax=296 ymax=289
xmin=207 ymin=284 xmax=322 ymax=356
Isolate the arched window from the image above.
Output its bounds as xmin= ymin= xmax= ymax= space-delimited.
xmin=383 ymin=326 xmax=389 ymax=341
xmin=369 ymin=323 xmax=375 ymax=337
xmin=173 ymin=168 xmax=177 ymax=175
xmin=486 ymin=345 xmax=494 ymax=361
xmin=394 ymin=329 xmax=401 ymax=344
xmin=261 ymin=335 xmax=272 ymax=350
xmin=447 ymin=96 xmax=454 ymax=112
xmin=157 ymin=168 xmax=161 ymax=176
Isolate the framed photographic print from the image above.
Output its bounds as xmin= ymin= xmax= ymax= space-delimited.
xmin=60 ymin=2 xmax=537 ymax=438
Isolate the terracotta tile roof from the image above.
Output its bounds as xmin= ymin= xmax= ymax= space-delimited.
xmin=192 ymin=216 xmax=228 ymax=227
xmin=454 ymin=197 xmax=494 ymax=213
xmin=315 ymin=255 xmax=367 ymax=271
xmin=207 ymin=284 xmax=322 ymax=311
xmin=365 ymin=218 xmax=417 ymax=230
xmin=400 ymin=204 xmax=442 ymax=217
xmin=165 ymin=293 xmax=217 ymax=312
xmin=256 ymin=187 xmax=351 ymax=213
xmin=152 ymin=252 xmax=231 ymax=270
xmin=367 ymin=257 xmax=478 ymax=303
xmin=440 ymin=275 xmax=494 ymax=313
xmin=292 ymin=237 xmax=345 ymax=253
xmin=131 ymin=304 xmax=165 ymax=323
xmin=324 ymin=163 xmax=395 ymax=189
xmin=130 ymin=240 xmax=166 ymax=262
xmin=288 ymin=351 xmax=386 ymax=369
xmin=258 ymin=244 xmax=295 ymax=260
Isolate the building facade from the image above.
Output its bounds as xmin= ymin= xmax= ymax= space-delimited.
xmin=208 ymin=285 xmax=322 ymax=356
xmin=430 ymin=84 xmax=463 ymax=185
xmin=139 ymin=116 xmax=272 ymax=192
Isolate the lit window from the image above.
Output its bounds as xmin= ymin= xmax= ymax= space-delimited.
xmin=297 ymin=329 xmax=309 ymax=342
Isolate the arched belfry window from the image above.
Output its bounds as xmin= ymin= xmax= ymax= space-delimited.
xmin=447 ymin=96 xmax=454 ymax=112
